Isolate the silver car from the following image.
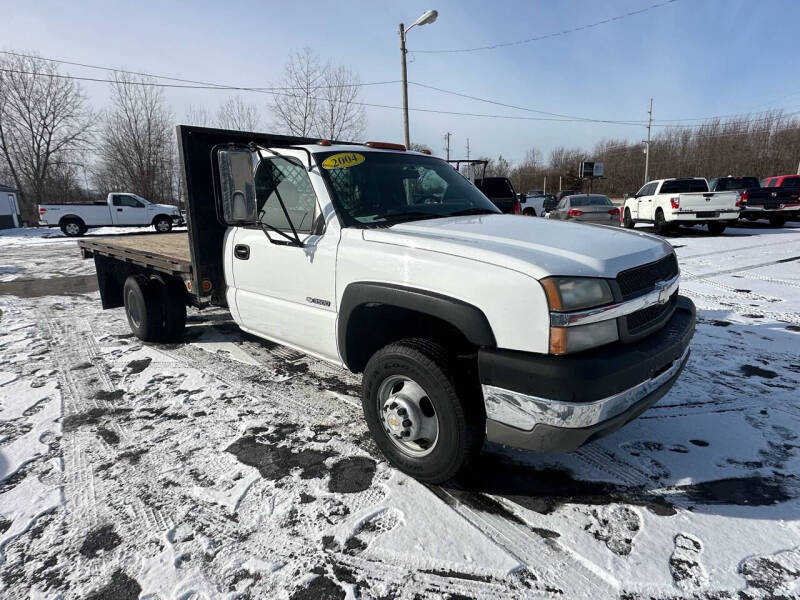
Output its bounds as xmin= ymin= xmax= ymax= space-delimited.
xmin=549 ymin=194 xmax=620 ymax=225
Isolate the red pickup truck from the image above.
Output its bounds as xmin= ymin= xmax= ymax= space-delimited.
xmin=759 ymin=175 xmax=800 ymax=226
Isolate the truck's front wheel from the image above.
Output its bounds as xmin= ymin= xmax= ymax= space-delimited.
xmin=362 ymin=339 xmax=484 ymax=483
xmin=769 ymin=216 xmax=786 ymax=228
xmin=123 ymin=275 xmax=164 ymax=342
xmin=623 ymin=208 xmax=635 ymax=229
xmin=154 ymin=216 xmax=173 ymax=233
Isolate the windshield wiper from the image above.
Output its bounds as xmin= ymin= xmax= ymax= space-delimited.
xmin=380 ymin=211 xmax=445 ymax=223
xmin=450 ymin=207 xmax=499 ymax=216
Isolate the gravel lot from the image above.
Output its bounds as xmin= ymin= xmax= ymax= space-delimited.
xmin=1 ymin=222 xmax=799 ymax=599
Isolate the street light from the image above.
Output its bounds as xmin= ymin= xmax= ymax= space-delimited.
xmin=399 ymin=9 xmax=438 ymax=148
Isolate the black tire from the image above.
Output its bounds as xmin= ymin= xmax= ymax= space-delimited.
xmin=653 ymin=209 xmax=668 ymax=236
xmin=707 ymin=222 xmax=727 ymax=235
xmin=153 ymin=216 xmax=173 ymax=233
xmin=362 ymin=338 xmax=485 ymax=484
xmin=623 ymin=208 xmax=635 ymax=229
xmin=150 ymin=276 xmax=187 ymax=341
xmin=769 ymin=216 xmax=786 ymax=228
xmin=123 ymin=275 xmax=164 ymax=342
xmin=60 ymin=218 xmax=86 ymax=237
xmin=744 ymin=214 xmax=759 ymax=222
xmin=523 ymin=208 xmax=536 ymax=217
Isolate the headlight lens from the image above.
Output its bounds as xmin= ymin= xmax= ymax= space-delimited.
xmin=550 ymin=320 xmax=619 ymax=355
xmin=540 ymin=277 xmax=613 ymax=312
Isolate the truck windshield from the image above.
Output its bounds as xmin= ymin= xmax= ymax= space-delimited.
xmin=317 ymin=151 xmax=500 ymax=226
xmin=714 ymin=177 xmax=759 ymax=191
xmin=660 ymin=179 xmax=709 ymax=194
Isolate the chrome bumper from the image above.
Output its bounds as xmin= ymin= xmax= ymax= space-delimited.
xmin=483 ymin=346 xmax=690 ymax=431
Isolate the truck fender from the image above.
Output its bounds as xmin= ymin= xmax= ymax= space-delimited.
xmin=337 ymin=282 xmax=496 ymax=371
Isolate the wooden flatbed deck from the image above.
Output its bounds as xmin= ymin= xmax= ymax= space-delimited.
xmin=78 ymin=233 xmax=192 ymax=275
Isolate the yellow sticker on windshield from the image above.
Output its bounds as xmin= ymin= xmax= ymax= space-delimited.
xmin=322 ymin=152 xmax=365 ymax=170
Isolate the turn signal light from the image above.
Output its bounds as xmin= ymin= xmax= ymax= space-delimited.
xmin=567 ymin=209 xmax=583 ymax=217
xmin=365 ymin=141 xmax=406 ymax=150
xmin=317 ymin=139 xmax=332 ymax=146
xmin=607 ymin=207 xmax=620 ymax=215
xmin=670 ymin=197 xmax=680 ymax=209
xmin=549 ymin=327 xmax=567 ymax=355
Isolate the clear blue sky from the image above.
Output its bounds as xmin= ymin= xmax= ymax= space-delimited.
xmin=3 ymin=0 xmax=799 ymax=163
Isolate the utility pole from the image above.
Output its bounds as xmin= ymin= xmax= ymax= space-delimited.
xmin=398 ymin=23 xmax=410 ymax=148
xmin=444 ymin=132 xmax=452 ymax=160
xmin=543 ymin=175 xmax=547 ymax=194
xmin=644 ymin=98 xmax=653 ymax=184
xmin=466 ymin=138 xmax=471 ymax=180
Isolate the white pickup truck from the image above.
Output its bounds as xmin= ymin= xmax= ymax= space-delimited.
xmin=77 ymin=127 xmax=696 ymax=483
xmin=621 ymin=177 xmax=740 ymax=235
xmin=38 ymin=193 xmax=182 ymax=237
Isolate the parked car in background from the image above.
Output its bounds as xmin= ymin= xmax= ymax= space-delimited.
xmin=549 ymin=194 xmax=620 ymax=225
xmin=708 ymin=176 xmax=799 ymax=227
xmin=38 ymin=193 xmax=182 ymax=237
xmin=519 ymin=193 xmax=545 ymax=217
xmin=527 ymin=189 xmax=544 ymax=196
xmin=621 ymin=178 xmax=739 ymax=235
xmin=555 ymin=190 xmax=577 ymax=202
xmin=475 ymin=177 xmax=520 ymax=214
xmin=543 ymin=194 xmax=558 ymax=213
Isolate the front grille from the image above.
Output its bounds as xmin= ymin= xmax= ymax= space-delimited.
xmin=616 ymin=254 xmax=679 ymax=300
xmin=626 ymin=292 xmax=677 ymax=334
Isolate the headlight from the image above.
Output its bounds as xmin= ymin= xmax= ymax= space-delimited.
xmin=540 ymin=277 xmax=613 ymax=311
xmin=549 ymin=320 xmax=619 ymax=355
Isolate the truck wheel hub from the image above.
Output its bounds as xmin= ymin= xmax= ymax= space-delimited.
xmin=378 ymin=375 xmax=439 ymax=457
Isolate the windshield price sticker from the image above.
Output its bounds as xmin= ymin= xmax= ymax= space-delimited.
xmin=322 ymin=152 xmax=365 ymax=170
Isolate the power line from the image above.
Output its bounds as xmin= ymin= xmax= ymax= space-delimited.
xmin=0 ymin=50 xmax=399 ymax=91
xmin=4 ymin=66 xmax=800 ymax=132
xmin=410 ymin=0 xmax=678 ymax=54
xmin=0 ymin=68 xmax=651 ymax=123
xmin=410 ymin=81 xmax=646 ymax=125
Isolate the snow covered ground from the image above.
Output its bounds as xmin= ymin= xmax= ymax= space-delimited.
xmin=0 ymin=223 xmax=799 ymax=600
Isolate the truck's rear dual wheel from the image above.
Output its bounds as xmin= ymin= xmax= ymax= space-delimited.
xmin=362 ymin=338 xmax=485 ymax=483
xmin=123 ymin=275 xmax=186 ymax=342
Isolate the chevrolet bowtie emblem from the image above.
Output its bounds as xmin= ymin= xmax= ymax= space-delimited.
xmin=655 ymin=281 xmax=670 ymax=304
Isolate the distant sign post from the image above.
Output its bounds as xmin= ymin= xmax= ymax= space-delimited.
xmin=580 ymin=161 xmax=604 ymax=192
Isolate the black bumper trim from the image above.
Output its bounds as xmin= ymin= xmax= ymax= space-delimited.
xmin=478 ymin=295 xmax=696 ymax=404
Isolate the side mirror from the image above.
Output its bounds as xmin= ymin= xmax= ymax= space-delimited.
xmin=218 ymin=148 xmax=257 ymax=224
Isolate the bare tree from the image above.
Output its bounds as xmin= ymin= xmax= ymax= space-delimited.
xmin=271 ymin=47 xmax=367 ymax=140
xmin=0 ymin=53 xmax=94 ymax=222
xmin=94 ymin=72 xmax=177 ymax=205
xmin=184 ymin=104 xmax=212 ymax=127
xmin=270 ymin=47 xmax=323 ymax=137
xmin=315 ymin=65 xmax=366 ymax=140
xmin=216 ymin=95 xmax=261 ymax=132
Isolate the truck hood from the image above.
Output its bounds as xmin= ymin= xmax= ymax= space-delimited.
xmin=362 ymin=214 xmax=673 ymax=279
xmin=152 ymin=203 xmax=179 ymax=213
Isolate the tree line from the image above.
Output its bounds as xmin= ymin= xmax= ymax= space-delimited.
xmin=0 ymin=48 xmax=366 ymax=223
xmin=484 ymin=112 xmax=800 ymax=197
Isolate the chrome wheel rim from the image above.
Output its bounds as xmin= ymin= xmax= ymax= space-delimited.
xmin=65 ymin=223 xmax=80 ymax=235
xmin=377 ymin=375 xmax=439 ymax=457
xmin=156 ymin=220 xmax=169 ymax=231
xmin=126 ymin=289 xmax=142 ymax=328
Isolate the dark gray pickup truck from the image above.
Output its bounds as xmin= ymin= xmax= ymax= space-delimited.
xmin=708 ymin=176 xmax=799 ymax=227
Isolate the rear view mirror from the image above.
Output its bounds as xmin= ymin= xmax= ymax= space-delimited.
xmin=218 ymin=148 xmax=257 ymax=224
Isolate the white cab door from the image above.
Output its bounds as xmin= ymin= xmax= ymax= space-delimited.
xmin=111 ymin=194 xmax=148 ymax=225
xmin=230 ymin=150 xmax=341 ymax=362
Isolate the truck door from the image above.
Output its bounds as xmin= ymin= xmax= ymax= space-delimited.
xmin=229 ymin=149 xmax=341 ymax=362
xmin=111 ymin=194 xmax=148 ymax=225
xmin=638 ymin=182 xmax=657 ymax=221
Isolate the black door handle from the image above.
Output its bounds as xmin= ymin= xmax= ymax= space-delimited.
xmin=234 ymin=244 xmax=250 ymax=260
xmin=117 ymin=208 xmax=123 ymax=212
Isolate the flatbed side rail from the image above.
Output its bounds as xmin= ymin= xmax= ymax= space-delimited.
xmin=77 ymin=239 xmax=191 ymax=276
